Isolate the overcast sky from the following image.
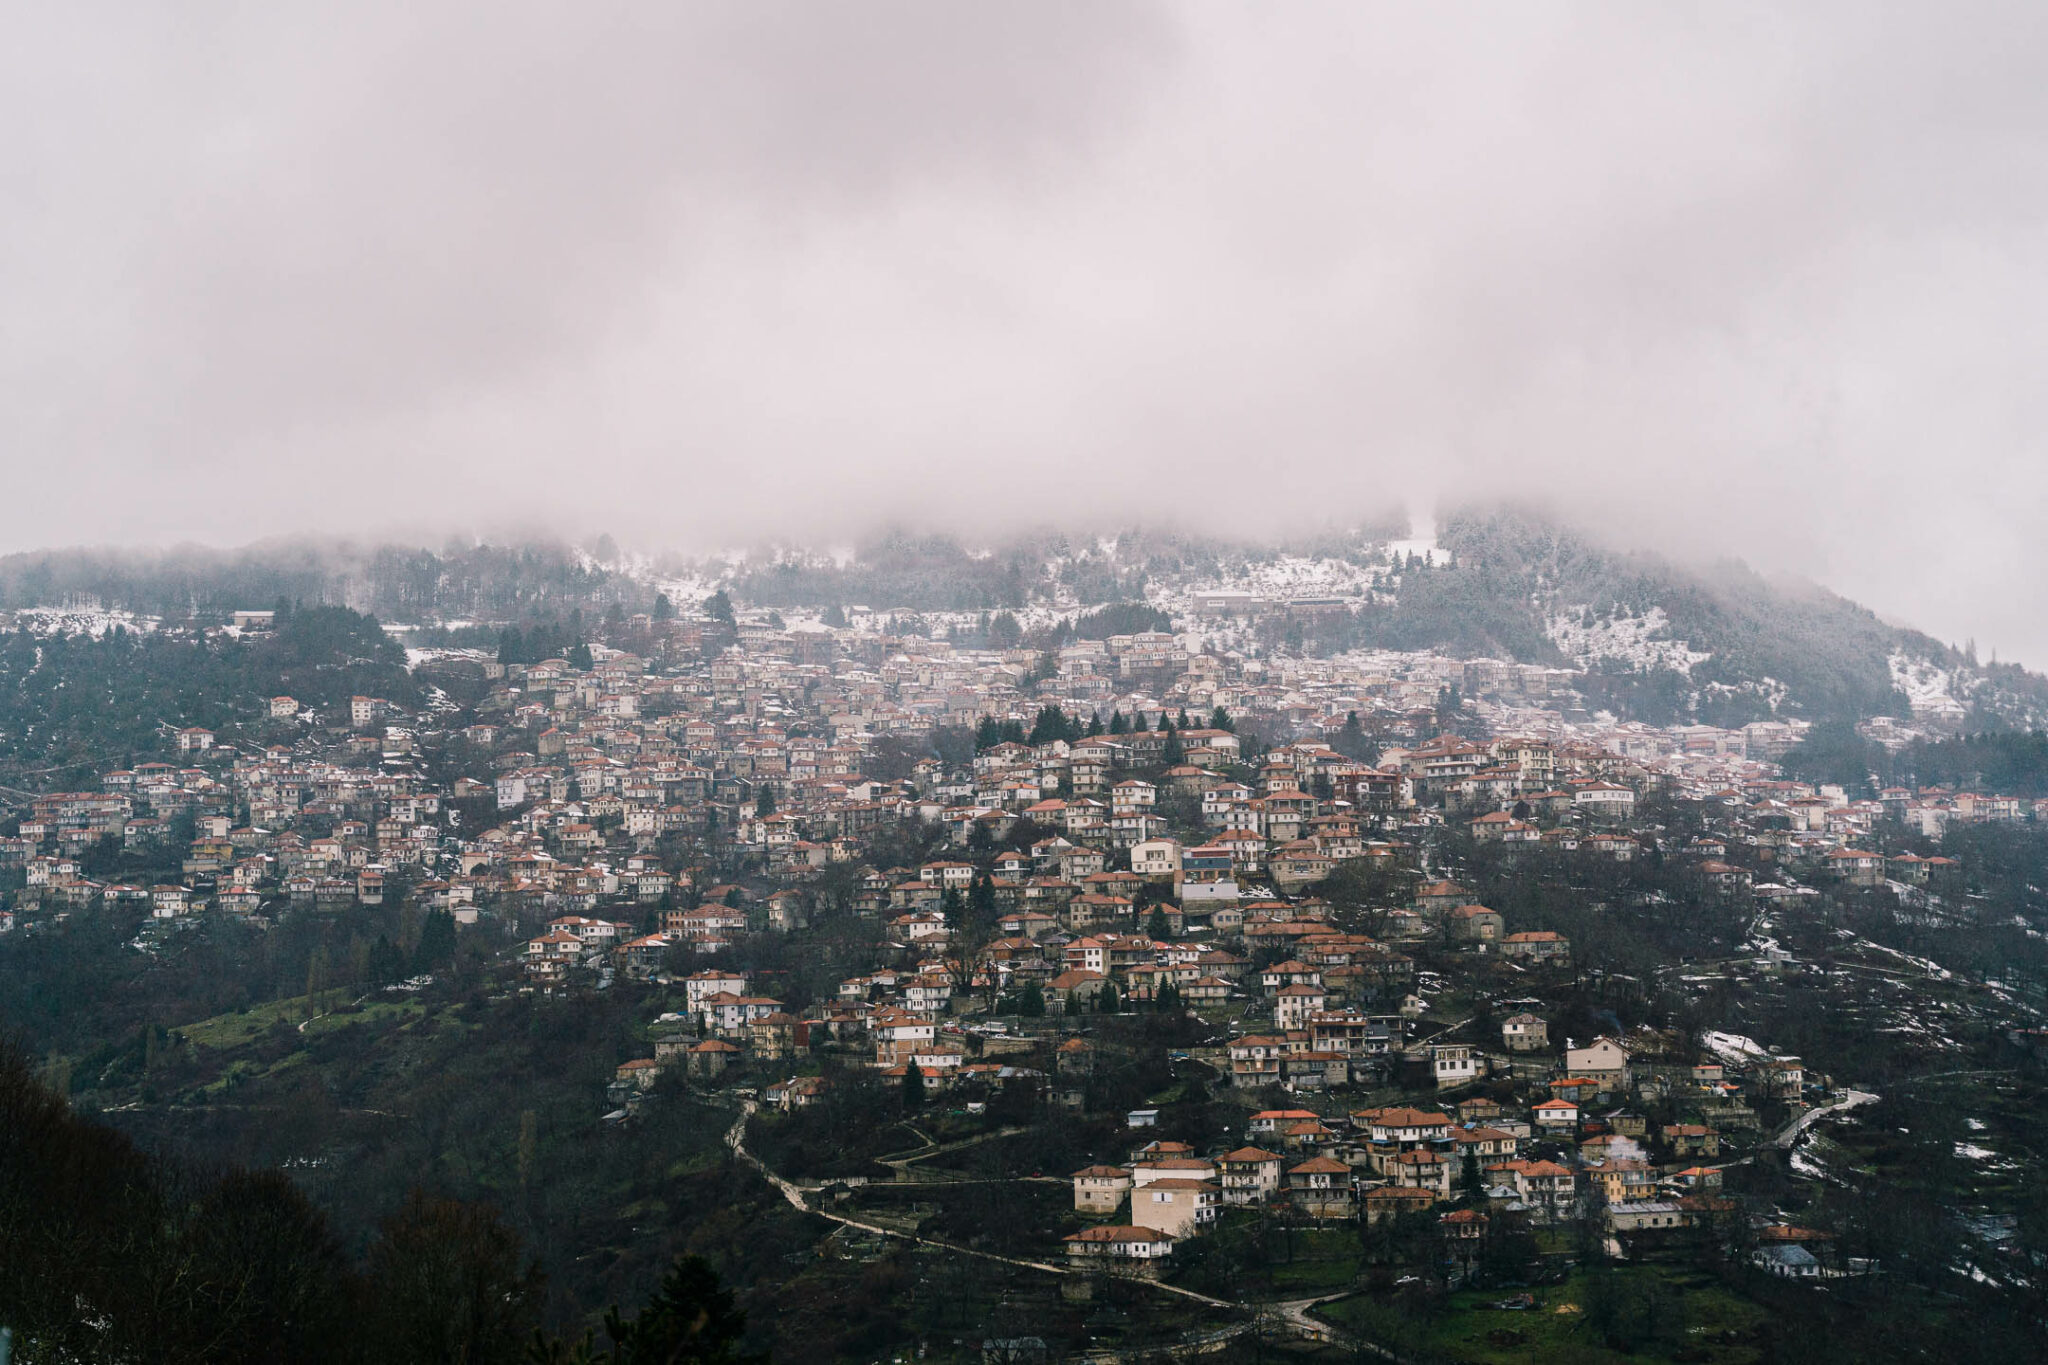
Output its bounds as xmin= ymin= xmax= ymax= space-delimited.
xmin=4 ymin=3 xmax=2046 ymax=661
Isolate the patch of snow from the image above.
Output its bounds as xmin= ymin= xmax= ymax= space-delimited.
xmin=1385 ymin=538 xmax=1450 ymax=567
xmin=1789 ymin=1146 xmax=1831 ymax=1180
xmin=1850 ymin=937 xmax=1954 ymax=980
xmin=1701 ymin=1031 xmax=1770 ymax=1065
xmin=1888 ymin=650 xmax=1969 ymax=719
xmin=406 ymin=646 xmax=494 ymax=669
xmin=1547 ymin=606 xmax=1710 ymax=675
xmin=1954 ymin=1142 xmax=1997 ymax=1161
xmin=8 ymin=605 xmax=159 ymax=638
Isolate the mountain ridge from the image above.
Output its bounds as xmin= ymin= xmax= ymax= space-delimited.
xmin=0 ymin=508 xmax=2039 ymax=729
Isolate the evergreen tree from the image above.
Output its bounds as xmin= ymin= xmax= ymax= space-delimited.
xmin=1178 ymin=708 xmax=1193 ymax=729
xmin=755 ymin=786 xmax=775 ymax=817
xmin=822 ymin=602 xmax=847 ymax=628
xmin=974 ymin=716 xmax=1002 ymax=752
xmin=1086 ymin=713 xmax=1105 ymax=737
xmin=1019 ymin=982 xmax=1046 ymax=1017
xmin=588 ymin=1254 xmax=766 ymax=1365
xmin=704 ymin=590 xmax=736 ymax=627
xmin=1163 ymin=727 xmax=1185 ymax=766
xmin=1029 ymin=704 xmax=1076 ymax=746
xmin=902 ymin=1063 xmax=926 ymax=1110
xmin=497 ymin=627 xmax=526 ymax=665
xmin=1336 ymin=710 xmax=1378 ymax=764
xmin=566 ymin=641 xmax=594 ymax=671
xmin=1146 ymin=907 xmax=1171 ymax=941
xmin=652 ymin=592 xmax=674 ymax=622
xmin=366 ymin=934 xmax=406 ymax=986
xmin=1209 ymin=705 xmax=1235 ymax=732
xmin=1156 ymin=981 xmax=1182 ymax=1014
xmin=411 ymin=909 xmax=457 ymax=977
xmin=1108 ymin=710 xmax=1128 ymax=735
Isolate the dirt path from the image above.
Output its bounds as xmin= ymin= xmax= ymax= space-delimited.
xmin=722 ymin=1104 xmax=1238 ymax=1310
xmin=872 ymin=1122 xmax=1031 ymax=1180
xmin=1769 ymin=1087 xmax=1878 ymax=1150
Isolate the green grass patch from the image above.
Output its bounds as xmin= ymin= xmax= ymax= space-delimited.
xmin=1319 ymin=1265 xmax=1767 ymax=1365
xmin=174 ymin=993 xmax=326 ymax=1048
xmin=1267 ymin=1253 xmax=1362 ymax=1293
xmin=298 ymin=997 xmax=429 ymax=1040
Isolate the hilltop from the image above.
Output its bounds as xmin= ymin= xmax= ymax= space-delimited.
xmin=2 ymin=509 xmax=2042 ymax=734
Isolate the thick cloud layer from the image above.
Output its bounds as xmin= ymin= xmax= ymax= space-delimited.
xmin=3 ymin=3 xmax=2044 ymax=661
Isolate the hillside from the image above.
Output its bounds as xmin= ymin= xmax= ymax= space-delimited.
xmin=2 ymin=510 xmax=2041 ymax=728
xmin=1394 ymin=509 xmax=2047 ymax=727
xmin=710 ymin=509 xmax=2048 ymax=728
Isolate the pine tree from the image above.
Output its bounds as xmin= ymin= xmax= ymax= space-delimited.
xmin=411 ymin=908 xmax=457 ymax=976
xmin=652 ymin=592 xmax=674 ymax=621
xmin=590 ymin=1254 xmax=766 ymax=1364
xmin=1029 ymin=704 xmax=1071 ymax=747
xmin=1210 ymin=705 xmax=1235 ymax=732
xmin=1109 ymin=710 xmax=1128 ymax=735
xmin=1336 ymin=710 xmax=1377 ymax=763
xmin=902 ymin=1064 xmax=926 ymax=1110
xmin=1019 ymin=982 xmax=1046 ymax=1017
xmin=366 ymin=934 xmax=405 ymax=985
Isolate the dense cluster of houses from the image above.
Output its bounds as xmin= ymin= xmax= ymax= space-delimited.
xmin=0 ymin=591 xmax=2005 ymax=1306
xmin=1062 ymin=1029 xmax=1825 ymax=1272
xmin=1 ymin=586 xmax=2017 ymax=953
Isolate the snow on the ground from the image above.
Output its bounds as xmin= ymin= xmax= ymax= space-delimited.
xmin=1385 ymin=538 xmax=1450 ymax=567
xmin=1889 ymin=650 xmax=1967 ymax=713
xmin=406 ymin=646 xmax=494 ymax=669
xmin=1154 ymin=555 xmax=1386 ymax=612
xmin=7 ymin=606 xmax=158 ymax=637
xmin=1547 ymin=606 xmax=1710 ymax=674
xmin=1789 ymin=1145 xmax=1832 ymax=1180
xmin=1701 ymin=1031 xmax=1770 ymax=1065
xmin=1955 ymin=1142 xmax=1998 ymax=1161
xmin=1850 ymin=937 xmax=1954 ymax=980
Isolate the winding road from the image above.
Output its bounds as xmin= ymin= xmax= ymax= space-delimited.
xmin=723 ymin=1104 xmax=1420 ymax=1358
xmin=1769 ymin=1087 xmax=1879 ymax=1151
xmin=721 ymin=1104 xmax=1237 ymax=1309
